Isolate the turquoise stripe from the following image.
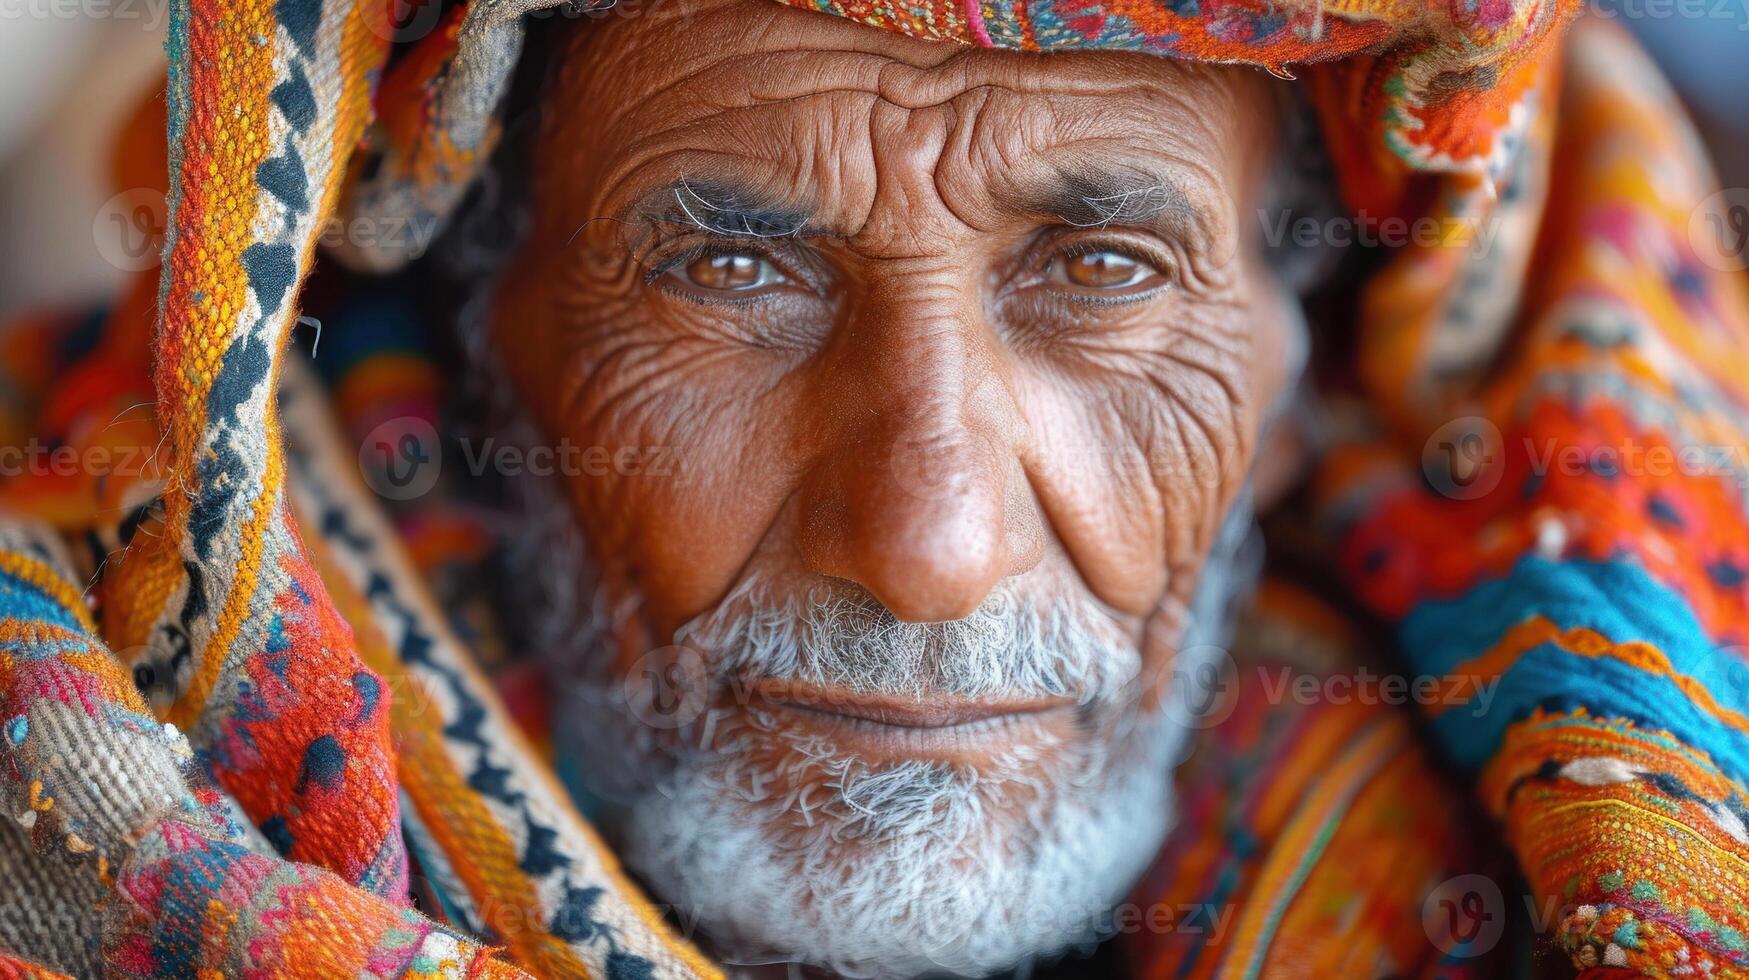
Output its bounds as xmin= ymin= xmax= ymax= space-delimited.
xmin=1402 ymin=555 xmax=1749 ymax=782
xmin=0 ymin=568 xmax=88 ymax=634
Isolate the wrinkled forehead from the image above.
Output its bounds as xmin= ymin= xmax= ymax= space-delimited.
xmin=533 ymin=0 xmax=1281 ymax=249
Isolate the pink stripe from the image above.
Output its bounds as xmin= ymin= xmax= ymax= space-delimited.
xmin=963 ymin=0 xmax=993 ymax=46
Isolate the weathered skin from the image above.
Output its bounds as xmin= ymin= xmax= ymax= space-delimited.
xmin=490 ymin=0 xmax=1296 ymax=969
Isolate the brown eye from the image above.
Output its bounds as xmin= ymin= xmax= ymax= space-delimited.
xmin=1053 ymin=250 xmax=1158 ymax=291
xmin=675 ymin=251 xmax=785 ymax=293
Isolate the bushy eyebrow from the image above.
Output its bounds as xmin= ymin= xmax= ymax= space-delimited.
xmin=610 ymin=167 xmax=1195 ymax=245
xmin=1018 ymin=166 xmax=1196 ymax=231
xmin=635 ymin=177 xmax=816 ymax=239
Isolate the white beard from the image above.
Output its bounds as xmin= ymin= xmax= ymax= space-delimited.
xmin=503 ymin=418 xmax=1261 ymax=977
xmin=618 ymin=699 xmax=1187 ymax=978
xmin=614 ymin=505 xmax=1254 ymax=978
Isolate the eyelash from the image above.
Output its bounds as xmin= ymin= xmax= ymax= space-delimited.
xmin=642 ymin=235 xmax=812 ymax=305
xmin=640 ymin=229 xmax=1177 ymax=308
xmin=643 ymin=241 xmax=723 ymax=286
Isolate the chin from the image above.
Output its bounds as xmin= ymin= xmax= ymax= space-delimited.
xmin=592 ymin=693 xmax=1189 ymax=979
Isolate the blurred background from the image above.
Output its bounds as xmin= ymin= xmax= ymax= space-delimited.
xmin=1 ymin=3 xmax=1746 ymax=319
xmin=0 ymin=10 xmax=161 ymax=317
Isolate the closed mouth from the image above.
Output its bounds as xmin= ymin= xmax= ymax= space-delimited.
xmin=743 ymin=678 xmax=1078 ymax=760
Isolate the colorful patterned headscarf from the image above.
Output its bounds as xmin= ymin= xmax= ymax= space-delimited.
xmin=2 ymin=0 xmax=1748 ymax=977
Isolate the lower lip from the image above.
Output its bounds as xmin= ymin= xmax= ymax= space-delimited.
xmin=743 ymin=682 xmax=1079 ymax=761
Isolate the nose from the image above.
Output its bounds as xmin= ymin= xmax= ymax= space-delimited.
xmin=795 ymin=288 xmax=1041 ymax=622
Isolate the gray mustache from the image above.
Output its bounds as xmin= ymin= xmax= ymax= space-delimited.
xmin=675 ymin=577 xmax=1141 ymax=705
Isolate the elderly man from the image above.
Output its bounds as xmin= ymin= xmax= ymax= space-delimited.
xmin=487 ymin=6 xmax=1302 ymax=972
xmin=1 ymin=0 xmax=1748 ymax=978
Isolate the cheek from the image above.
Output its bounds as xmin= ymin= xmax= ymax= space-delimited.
xmin=494 ymin=255 xmax=807 ymax=636
xmin=1019 ymin=300 xmax=1260 ymax=616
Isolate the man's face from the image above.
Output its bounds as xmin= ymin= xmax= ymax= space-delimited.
xmin=492 ymin=0 xmax=1294 ymax=973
